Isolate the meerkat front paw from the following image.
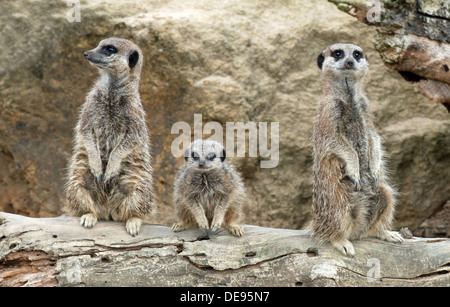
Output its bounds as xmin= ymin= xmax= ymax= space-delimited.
xmin=89 ymin=164 xmax=103 ymax=182
xmin=126 ymin=217 xmax=142 ymax=237
xmin=210 ymin=216 xmax=224 ymax=232
xmin=345 ymin=175 xmax=361 ymax=191
xmin=195 ymin=215 xmax=210 ymax=232
xmin=344 ymin=165 xmax=361 ymax=191
xmin=103 ymin=163 xmax=120 ymax=182
xmin=332 ymin=239 xmax=355 ymax=257
xmin=370 ymin=168 xmax=381 ymax=186
xmin=80 ymin=213 xmax=97 ymax=229
xmin=197 ymin=221 xmax=209 ymax=232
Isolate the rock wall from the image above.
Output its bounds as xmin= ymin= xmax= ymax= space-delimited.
xmin=0 ymin=0 xmax=448 ymax=231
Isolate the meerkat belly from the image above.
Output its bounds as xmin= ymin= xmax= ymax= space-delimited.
xmin=95 ymin=109 xmax=128 ymax=166
xmin=98 ymin=129 xmax=120 ymax=156
xmin=346 ymin=128 xmax=370 ymax=171
xmin=197 ymin=174 xmax=227 ymax=221
xmin=198 ymin=192 xmax=219 ymax=221
xmin=337 ymin=101 xmax=370 ymax=172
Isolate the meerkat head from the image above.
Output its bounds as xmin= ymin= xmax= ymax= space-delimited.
xmin=317 ymin=43 xmax=369 ymax=81
xmin=83 ymin=37 xmax=143 ymax=81
xmin=184 ymin=140 xmax=226 ymax=172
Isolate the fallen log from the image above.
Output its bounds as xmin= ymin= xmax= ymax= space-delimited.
xmin=0 ymin=212 xmax=449 ymax=287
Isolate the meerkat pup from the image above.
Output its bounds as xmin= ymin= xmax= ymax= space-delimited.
xmin=172 ymin=140 xmax=245 ymax=237
xmin=65 ymin=37 xmax=155 ymax=237
xmin=310 ymin=43 xmax=403 ymax=256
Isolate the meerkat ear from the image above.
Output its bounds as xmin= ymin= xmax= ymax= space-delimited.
xmin=128 ymin=50 xmax=139 ymax=69
xmin=220 ymin=149 xmax=226 ymax=162
xmin=317 ymin=53 xmax=325 ymax=70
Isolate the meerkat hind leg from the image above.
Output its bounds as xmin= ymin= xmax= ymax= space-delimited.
xmin=372 ymin=230 xmax=404 ymax=243
xmin=363 ymin=186 xmax=403 ymax=244
xmin=224 ymin=223 xmax=244 ymax=237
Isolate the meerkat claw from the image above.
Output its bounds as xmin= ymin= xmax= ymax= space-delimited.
xmin=206 ymin=229 xmax=215 ymax=237
xmin=348 ymin=176 xmax=361 ymax=191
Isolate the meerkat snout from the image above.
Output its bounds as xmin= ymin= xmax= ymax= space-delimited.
xmin=344 ymin=59 xmax=354 ymax=69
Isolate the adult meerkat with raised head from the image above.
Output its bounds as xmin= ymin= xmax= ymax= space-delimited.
xmin=310 ymin=43 xmax=403 ymax=256
xmin=65 ymin=37 xmax=156 ymax=237
xmin=172 ymin=140 xmax=245 ymax=237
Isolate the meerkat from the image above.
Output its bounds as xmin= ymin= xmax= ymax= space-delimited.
xmin=309 ymin=43 xmax=403 ymax=256
xmin=65 ymin=37 xmax=156 ymax=237
xmin=171 ymin=140 xmax=245 ymax=237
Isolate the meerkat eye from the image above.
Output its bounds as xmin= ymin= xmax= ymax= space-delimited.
xmin=206 ymin=153 xmax=216 ymax=161
xmin=192 ymin=152 xmax=200 ymax=161
xmin=102 ymin=45 xmax=118 ymax=56
xmin=353 ymin=50 xmax=362 ymax=60
xmin=331 ymin=49 xmax=344 ymax=60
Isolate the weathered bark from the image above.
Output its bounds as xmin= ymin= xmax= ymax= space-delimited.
xmin=329 ymin=0 xmax=450 ymax=111
xmin=0 ymin=212 xmax=449 ymax=287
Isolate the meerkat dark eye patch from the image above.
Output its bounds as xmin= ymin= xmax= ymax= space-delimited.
xmin=317 ymin=53 xmax=325 ymax=70
xmin=184 ymin=148 xmax=190 ymax=161
xmin=331 ymin=49 xmax=344 ymax=60
xmin=192 ymin=151 xmax=200 ymax=161
xmin=128 ymin=50 xmax=139 ymax=69
xmin=353 ymin=50 xmax=362 ymax=61
xmin=101 ymin=45 xmax=118 ymax=56
xmin=206 ymin=153 xmax=216 ymax=161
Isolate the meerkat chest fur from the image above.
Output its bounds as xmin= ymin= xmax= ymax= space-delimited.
xmin=86 ymin=76 xmax=143 ymax=165
xmin=92 ymin=91 xmax=130 ymax=149
xmin=194 ymin=171 xmax=228 ymax=209
xmin=333 ymin=79 xmax=370 ymax=169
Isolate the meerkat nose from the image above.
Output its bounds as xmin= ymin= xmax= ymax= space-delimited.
xmin=198 ymin=160 xmax=205 ymax=167
xmin=84 ymin=51 xmax=91 ymax=59
xmin=345 ymin=60 xmax=354 ymax=68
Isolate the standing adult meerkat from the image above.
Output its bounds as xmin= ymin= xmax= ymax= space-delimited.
xmin=65 ymin=37 xmax=156 ymax=237
xmin=172 ymin=140 xmax=245 ymax=237
xmin=310 ymin=43 xmax=403 ymax=256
